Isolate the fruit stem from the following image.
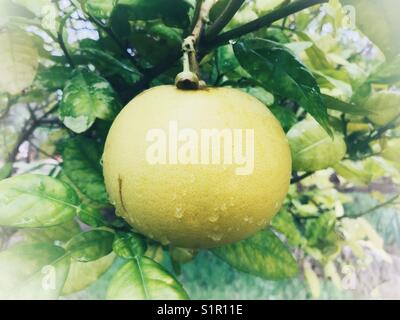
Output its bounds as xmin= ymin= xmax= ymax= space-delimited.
xmin=175 ymin=37 xmax=200 ymax=90
xmin=175 ymin=0 xmax=215 ymax=90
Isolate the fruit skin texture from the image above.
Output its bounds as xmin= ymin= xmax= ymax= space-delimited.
xmin=103 ymin=85 xmax=291 ymax=248
xmin=365 ymin=91 xmax=400 ymax=126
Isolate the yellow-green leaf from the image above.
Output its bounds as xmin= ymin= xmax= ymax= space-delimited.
xmin=0 ymin=174 xmax=79 ymax=228
xmin=106 ymin=256 xmax=189 ymax=300
xmin=287 ymin=118 xmax=346 ymax=172
xmin=0 ymin=30 xmax=38 ymax=95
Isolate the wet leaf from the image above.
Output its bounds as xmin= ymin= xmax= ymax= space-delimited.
xmin=234 ymin=38 xmax=331 ymax=135
xmin=0 ymin=174 xmax=79 ymax=228
xmin=106 ymin=256 xmax=189 ymax=300
xmin=212 ymin=229 xmax=298 ymax=280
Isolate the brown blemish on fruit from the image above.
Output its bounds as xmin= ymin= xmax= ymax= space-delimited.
xmin=118 ymin=175 xmax=128 ymax=213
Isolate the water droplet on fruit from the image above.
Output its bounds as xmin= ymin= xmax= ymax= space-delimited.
xmin=220 ymin=203 xmax=227 ymax=211
xmin=99 ymin=157 xmax=104 ymax=166
xmin=208 ymin=212 xmax=219 ymax=222
xmin=175 ymin=207 xmax=183 ymax=219
xmin=172 ymin=193 xmax=177 ymax=201
xmin=257 ymin=219 xmax=267 ymax=227
xmin=244 ymin=215 xmax=250 ymax=222
xmin=208 ymin=232 xmax=223 ymax=241
xmin=274 ymin=201 xmax=280 ymax=209
xmin=189 ymin=174 xmax=196 ymax=183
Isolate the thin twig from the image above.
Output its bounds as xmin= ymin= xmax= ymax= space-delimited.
xmin=205 ymin=0 xmax=246 ymax=39
xmin=131 ymin=0 xmax=328 ymax=95
xmin=57 ymin=13 xmax=75 ymax=67
xmin=205 ymin=0 xmax=328 ymax=47
xmin=29 ymin=141 xmax=60 ymax=161
xmin=4 ymin=103 xmax=60 ymax=178
xmin=80 ymin=6 xmax=145 ymax=73
xmin=191 ymin=0 xmax=216 ymax=42
xmin=291 ymin=172 xmax=314 ymax=184
xmin=188 ymin=0 xmax=204 ymax=37
xmin=343 ymin=193 xmax=400 ymax=219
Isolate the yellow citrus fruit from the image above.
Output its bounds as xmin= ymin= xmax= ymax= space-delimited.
xmin=103 ymin=85 xmax=291 ymax=248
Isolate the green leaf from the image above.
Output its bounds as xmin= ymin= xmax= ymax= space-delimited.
xmin=77 ymin=204 xmax=110 ymax=227
xmin=241 ymin=86 xmax=274 ymax=106
xmin=129 ymin=23 xmax=182 ymax=66
xmin=65 ymin=229 xmax=115 ymax=262
xmin=342 ymin=0 xmax=400 ymax=59
xmin=322 ymin=94 xmax=374 ymax=116
xmin=62 ymin=252 xmax=115 ymax=296
xmin=0 ymin=29 xmax=39 ymax=95
xmin=0 ymin=92 xmax=9 ymax=117
xmin=78 ymin=47 xmax=142 ymax=83
xmin=0 ymin=162 xmax=13 ymax=181
xmin=0 ymin=0 xmax=35 ymax=21
xmin=209 ymin=0 xmax=230 ymax=22
xmin=212 ymin=229 xmax=299 ymax=280
xmin=0 ymin=174 xmax=79 ymax=228
xmin=0 ymin=243 xmax=70 ymax=299
xmin=112 ymin=232 xmax=147 ymax=259
xmin=112 ymin=0 xmax=192 ymax=29
xmin=106 ymin=256 xmax=189 ymax=300
xmin=234 ymin=38 xmax=332 ymax=135
xmin=35 ymin=65 xmax=73 ymax=90
xmin=84 ymin=0 xmax=115 ymax=19
xmin=20 ymin=219 xmax=81 ymax=244
xmin=297 ymin=32 xmax=332 ymax=71
xmin=61 ymin=136 xmax=108 ymax=204
xmin=60 ymin=67 xmax=120 ymax=133
xmin=368 ymin=55 xmax=400 ymax=85
xmin=303 ymin=262 xmax=320 ymax=299
xmin=287 ymin=118 xmax=347 ymax=172
xmin=382 ymin=138 xmax=400 ymax=162
xmin=364 ymin=91 xmax=400 ymax=126
xmin=268 ymin=105 xmax=297 ymax=132
xmin=216 ymin=45 xmax=249 ymax=79
xmin=57 ymin=171 xmax=110 ymax=227
xmin=334 ymin=158 xmax=387 ymax=186
xmin=271 ymin=210 xmax=306 ymax=246
xmin=12 ymin=0 xmax=52 ymax=17
xmin=304 ymin=211 xmax=337 ymax=247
